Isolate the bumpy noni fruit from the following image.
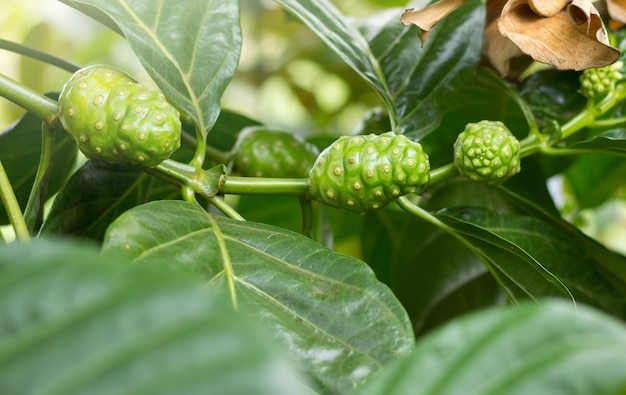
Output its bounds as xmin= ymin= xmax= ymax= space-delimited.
xmin=308 ymin=132 xmax=430 ymax=213
xmin=453 ymin=120 xmax=520 ymax=185
xmin=232 ymin=127 xmax=319 ymax=178
xmin=579 ymin=61 xmax=623 ymax=99
xmin=58 ymin=64 xmax=181 ymax=167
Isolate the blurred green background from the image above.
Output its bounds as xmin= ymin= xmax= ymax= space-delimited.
xmin=1 ymin=0 xmax=625 ymax=255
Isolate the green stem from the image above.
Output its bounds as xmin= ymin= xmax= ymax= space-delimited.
xmin=590 ymin=117 xmax=626 ymax=129
xmin=299 ymin=197 xmax=313 ymax=238
xmin=220 ymin=177 xmax=309 ymax=196
xmin=0 ymin=161 xmax=29 ymax=243
xmin=560 ymin=86 xmax=626 ymax=140
xmin=0 ymin=39 xmax=81 ymax=73
xmin=209 ymin=196 xmax=245 ymax=221
xmin=0 ymin=72 xmax=59 ymax=127
xmin=428 ymin=163 xmax=457 ymax=186
xmin=181 ymin=130 xmax=232 ymax=164
xmin=23 ymin=124 xmax=55 ymax=233
xmin=190 ymin=124 xmax=207 ymax=169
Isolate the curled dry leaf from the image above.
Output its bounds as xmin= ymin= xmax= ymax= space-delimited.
xmin=497 ymin=0 xmax=620 ymax=72
xmin=400 ymin=0 xmax=467 ymax=44
xmin=527 ymin=0 xmax=569 ymax=17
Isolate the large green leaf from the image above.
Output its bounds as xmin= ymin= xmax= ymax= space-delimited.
xmin=361 ymin=208 xmax=504 ymax=337
xmin=274 ymin=0 xmax=485 ymax=136
xmin=102 ymin=200 xmax=414 ymax=395
xmin=60 ymin=0 xmax=241 ymax=135
xmin=0 ymin=240 xmax=303 ymax=395
xmin=40 ymin=160 xmax=179 ymax=241
xmin=360 ymin=0 xmax=486 ymax=137
xmin=437 ymin=206 xmax=626 ymax=317
xmin=0 ymin=108 xmax=77 ymax=225
xmin=501 ymin=187 xmax=626 ymax=297
xmin=356 ymin=300 xmax=626 ymax=395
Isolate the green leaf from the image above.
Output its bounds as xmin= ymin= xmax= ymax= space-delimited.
xmin=437 ymin=206 xmax=626 ymax=317
xmin=568 ymin=130 xmax=626 ymax=156
xmin=273 ymin=0 xmax=485 ymax=135
xmin=564 ymin=154 xmax=626 ymax=209
xmin=0 ymin=240 xmax=303 ymax=395
xmin=356 ymin=300 xmax=626 ymax=395
xmin=272 ymin=0 xmax=392 ymax=116
xmin=420 ymin=68 xmax=531 ymax=166
xmin=40 ymin=160 xmax=178 ymax=241
xmin=361 ymin=0 xmax=486 ymax=136
xmin=102 ymin=200 xmax=414 ymax=395
xmin=0 ymin=109 xmax=77 ymax=225
xmin=361 ymin=209 xmax=504 ymax=336
xmin=501 ymin=187 xmax=626 ymax=299
xmin=61 ymin=0 xmax=242 ymax=135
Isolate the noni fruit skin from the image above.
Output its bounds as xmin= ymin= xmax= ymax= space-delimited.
xmin=308 ymin=132 xmax=430 ymax=213
xmin=579 ymin=62 xmax=623 ymax=99
xmin=233 ymin=127 xmax=320 ymax=178
xmin=453 ymin=120 xmax=520 ymax=185
xmin=58 ymin=64 xmax=181 ymax=167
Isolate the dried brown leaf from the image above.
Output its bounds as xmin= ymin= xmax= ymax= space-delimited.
xmin=498 ymin=0 xmax=620 ymax=70
xmin=401 ymin=0 xmax=467 ymax=45
xmin=528 ymin=0 xmax=569 ymax=17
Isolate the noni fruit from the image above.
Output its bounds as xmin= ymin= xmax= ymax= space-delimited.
xmin=308 ymin=132 xmax=430 ymax=213
xmin=58 ymin=64 xmax=181 ymax=167
xmin=453 ymin=120 xmax=520 ymax=185
xmin=232 ymin=127 xmax=319 ymax=178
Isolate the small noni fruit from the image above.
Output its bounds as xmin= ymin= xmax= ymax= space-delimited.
xmin=232 ymin=127 xmax=319 ymax=178
xmin=308 ymin=132 xmax=430 ymax=213
xmin=453 ymin=120 xmax=520 ymax=185
xmin=579 ymin=61 xmax=623 ymax=99
xmin=58 ymin=64 xmax=181 ymax=167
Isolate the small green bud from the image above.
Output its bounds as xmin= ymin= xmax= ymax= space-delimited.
xmin=58 ymin=64 xmax=181 ymax=167
xmin=579 ymin=61 xmax=623 ymax=99
xmin=453 ymin=120 xmax=520 ymax=185
xmin=308 ymin=132 xmax=430 ymax=213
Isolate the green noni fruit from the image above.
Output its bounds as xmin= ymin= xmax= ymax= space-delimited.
xmin=453 ymin=120 xmax=520 ymax=185
xmin=58 ymin=64 xmax=181 ymax=167
xmin=579 ymin=61 xmax=623 ymax=99
xmin=232 ymin=127 xmax=319 ymax=178
xmin=308 ymin=132 xmax=430 ymax=213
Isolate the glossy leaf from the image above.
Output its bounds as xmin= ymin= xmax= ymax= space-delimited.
xmin=0 ymin=109 xmax=77 ymax=225
xmin=0 ymin=240 xmax=302 ymax=395
xmin=356 ymin=300 xmax=626 ymax=395
xmin=361 ymin=208 xmax=505 ymax=336
xmin=40 ymin=160 xmax=179 ymax=241
xmin=501 ymin=187 xmax=626 ymax=296
xmin=102 ymin=200 xmax=414 ymax=395
xmin=274 ymin=0 xmax=485 ymax=136
xmin=61 ymin=0 xmax=241 ymax=135
xmin=568 ymin=129 xmax=626 ymax=155
xmin=437 ymin=206 xmax=626 ymax=317
xmin=361 ymin=0 xmax=486 ymax=137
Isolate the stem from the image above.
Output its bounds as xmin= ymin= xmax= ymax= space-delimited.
xmin=220 ymin=177 xmax=309 ymax=196
xmin=560 ymin=86 xmax=626 ymax=140
xmin=0 ymin=72 xmax=59 ymax=127
xmin=0 ymin=161 xmax=29 ymax=243
xmin=428 ymin=163 xmax=457 ymax=185
xmin=0 ymin=39 xmax=81 ymax=73
xmin=181 ymin=130 xmax=232 ymax=164
xmin=23 ymin=124 xmax=55 ymax=233
xmin=209 ymin=196 xmax=245 ymax=220
xmin=190 ymin=123 xmax=207 ymax=169
xmin=299 ymin=197 xmax=313 ymax=238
